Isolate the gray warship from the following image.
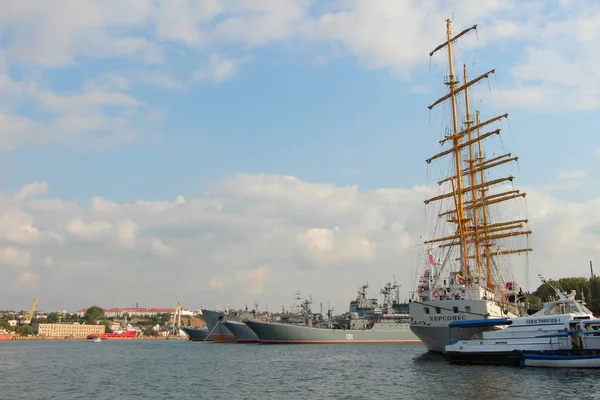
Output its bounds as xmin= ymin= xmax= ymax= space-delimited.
xmin=181 ymin=326 xmax=212 ymax=341
xmin=201 ymin=309 xmax=236 ymax=342
xmin=222 ymin=320 xmax=259 ymax=343
xmin=244 ymin=281 xmax=421 ymax=344
xmin=202 ymin=305 xmax=265 ymax=343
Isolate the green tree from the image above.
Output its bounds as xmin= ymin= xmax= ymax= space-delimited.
xmin=159 ymin=313 xmax=171 ymax=324
xmin=587 ymin=277 xmax=600 ymax=312
xmin=62 ymin=313 xmax=76 ymax=322
xmin=0 ymin=318 xmax=10 ymax=330
xmin=525 ymin=295 xmax=541 ymax=310
xmin=46 ymin=312 xmax=61 ymax=323
xmin=100 ymin=320 xmax=112 ymax=333
xmin=84 ymin=306 xmax=105 ymax=323
xmin=143 ymin=326 xmax=157 ymax=337
xmin=19 ymin=325 xmax=33 ymax=336
xmin=533 ymin=278 xmax=590 ymax=302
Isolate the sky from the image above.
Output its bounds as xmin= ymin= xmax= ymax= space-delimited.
xmin=1 ymin=0 xmax=599 ymax=313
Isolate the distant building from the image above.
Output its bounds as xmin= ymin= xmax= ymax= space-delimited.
xmin=75 ymin=307 xmax=195 ymax=318
xmin=33 ymin=323 xmax=105 ymax=338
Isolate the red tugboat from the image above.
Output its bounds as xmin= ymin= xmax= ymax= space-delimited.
xmin=87 ymin=325 xmax=138 ymax=340
xmin=0 ymin=329 xmax=14 ymax=341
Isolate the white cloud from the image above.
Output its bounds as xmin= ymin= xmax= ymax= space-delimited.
xmin=14 ymin=182 xmax=49 ymax=201
xmin=33 ymin=87 xmax=140 ymax=113
xmin=2 ymin=1 xmax=158 ymax=67
xmin=137 ymin=72 xmax=184 ymax=90
xmin=235 ymin=265 xmax=270 ymax=294
xmin=43 ymin=256 xmax=54 ymax=267
xmin=296 ymin=227 xmax=374 ymax=266
xmin=0 ymin=0 xmax=599 ymax=153
xmin=0 ymin=211 xmax=43 ymax=245
xmin=17 ymin=272 xmax=37 ymax=285
xmin=525 ymin=187 xmax=600 ymax=254
xmin=153 ymin=0 xmax=224 ymax=45
xmin=209 ymin=277 xmax=225 ymax=289
xmin=151 ymin=237 xmax=178 ymax=258
xmin=1 ymin=175 xmax=595 ymax=311
xmin=192 ymin=53 xmax=249 ymax=83
xmin=214 ymin=0 xmax=310 ymax=45
xmin=0 ymin=73 xmax=149 ymax=150
xmin=65 ymin=218 xmax=111 ymax=240
xmin=91 ymin=197 xmax=118 ymax=213
xmin=96 ymin=74 xmax=130 ymax=91
xmin=297 ymin=228 xmax=334 ymax=252
xmin=0 ymin=112 xmax=44 ymax=150
xmin=117 ymin=219 xmax=139 ymax=249
xmin=0 ymin=246 xmax=31 ymax=267
xmin=557 ymin=169 xmax=587 ymax=180
xmin=489 ymin=6 xmax=600 ymax=112
xmin=1 ymin=1 xmax=600 ymax=309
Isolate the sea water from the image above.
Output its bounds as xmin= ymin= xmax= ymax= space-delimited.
xmin=1 ymin=341 xmax=599 ymax=399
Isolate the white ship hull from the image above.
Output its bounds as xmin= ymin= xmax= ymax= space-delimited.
xmin=409 ymin=299 xmax=512 ymax=353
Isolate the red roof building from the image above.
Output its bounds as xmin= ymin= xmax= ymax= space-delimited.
xmin=76 ymin=307 xmax=197 ymax=318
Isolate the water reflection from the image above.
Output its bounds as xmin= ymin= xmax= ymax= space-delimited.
xmin=2 ymin=342 xmax=600 ymax=400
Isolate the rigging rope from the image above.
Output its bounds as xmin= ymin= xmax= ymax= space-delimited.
xmin=204 ymin=316 xmax=223 ymax=341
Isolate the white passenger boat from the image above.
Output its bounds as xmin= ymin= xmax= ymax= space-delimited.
xmin=445 ymin=282 xmax=600 ymax=365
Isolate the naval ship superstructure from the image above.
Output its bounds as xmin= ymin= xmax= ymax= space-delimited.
xmin=244 ymin=281 xmax=421 ymax=344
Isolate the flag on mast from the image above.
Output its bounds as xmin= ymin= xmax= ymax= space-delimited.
xmin=428 ymin=250 xmax=434 ymax=265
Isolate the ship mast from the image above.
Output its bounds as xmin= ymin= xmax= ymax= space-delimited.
xmin=423 ymin=19 xmax=533 ymax=288
xmin=475 ymin=111 xmax=492 ymax=286
xmin=462 ymin=64 xmax=482 ymax=276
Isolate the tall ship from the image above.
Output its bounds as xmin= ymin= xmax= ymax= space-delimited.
xmin=409 ymin=19 xmax=532 ymax=353
xmin=245 ymin=280 xmax=421 ymax=344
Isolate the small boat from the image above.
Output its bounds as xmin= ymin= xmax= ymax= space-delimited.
xmin=519 ymin=328 xmax=600 ymax=368
xmin=87 ymin=325 xmax=137 ymax=340
xmin=92 ymin=335 xmax=101 ymax=342
xmin=521 ymin=352 xmax=600 ymax=369
xmin=0 ymin=329 xmax=14 ymax=341
xmin=445 ymin=281 xmax=600 ymax=365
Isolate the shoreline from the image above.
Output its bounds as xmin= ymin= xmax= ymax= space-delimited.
xmin=7 ymin=336 xmax=180 ymax=341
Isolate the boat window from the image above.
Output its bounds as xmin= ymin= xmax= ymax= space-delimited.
xmin=424 ymin=307 xmax=430 ymax=314
xmin=453 ymin=306 xmax=458 ymax=314
xmin=465 ymin=306 xmax=471 ymax=313
xmin=435 ymin=307 xmax=441 ymax=314
xmin=539 ymin=301 xmax=593 ymax=316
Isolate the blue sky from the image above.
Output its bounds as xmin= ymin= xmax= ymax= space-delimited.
xmin=4 ymin=53 xmax=434 ymax=202
xmin=1 ymin=0 xmax=599 ymax=311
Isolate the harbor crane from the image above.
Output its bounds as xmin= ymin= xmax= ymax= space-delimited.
xmin=20 ymin=298 xmax=39 ymax=325
xmin=171 ymin=301 xmax=182 ymax=336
